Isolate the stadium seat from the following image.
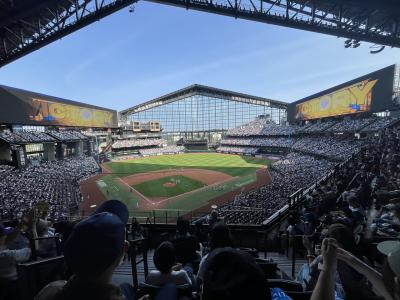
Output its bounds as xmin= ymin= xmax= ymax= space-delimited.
xmin=256 ymin=261 xmax=279 ymax=278
xmin=16 ymin=256 xmax=66 ymax=300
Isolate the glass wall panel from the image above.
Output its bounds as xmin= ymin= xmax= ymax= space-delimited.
xmin=128 ymin=95 xmax=286 ymax=142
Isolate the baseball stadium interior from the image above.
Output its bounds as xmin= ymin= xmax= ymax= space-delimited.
xmin=1 ymin=1 xmax=400 ymax=300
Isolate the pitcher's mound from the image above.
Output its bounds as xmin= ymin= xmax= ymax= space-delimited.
xmin=163 ymin=182 xmax=176 ymax=188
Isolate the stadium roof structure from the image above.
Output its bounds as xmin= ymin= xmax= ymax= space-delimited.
xmin=119 ymin=84 xmax=288 ymax=117
xmin=1 ymin=0 xmax=400 ymax=68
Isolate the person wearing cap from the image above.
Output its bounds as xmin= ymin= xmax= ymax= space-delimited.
xmin=35 ymin=200 xmax=148 ymax=300
xmin=383 ymin=246 xmax=400 ymax=300
xmin=336 ymin=242 xmax=400 ymax=300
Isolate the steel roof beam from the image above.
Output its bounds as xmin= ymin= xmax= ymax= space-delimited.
xmin=146 ymin=0 xmax=400 ymax=47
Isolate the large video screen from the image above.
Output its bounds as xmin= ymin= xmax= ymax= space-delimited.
xmin=288 ymin=65 xmax=395 ymax=121
xmin=0 ymin=85 xmax=118 ymax=128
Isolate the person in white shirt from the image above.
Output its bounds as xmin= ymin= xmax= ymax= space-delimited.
xmin=0 ymin=221 xmax=33 ymax=282
xmin=0 ymin=222 xmax=32 ymax=300
xmin=146 ymin=241 xmax=192 ymax=287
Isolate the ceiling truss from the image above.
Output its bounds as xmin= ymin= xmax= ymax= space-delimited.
xmin=0 ymin=0 xmax=399 ymax=68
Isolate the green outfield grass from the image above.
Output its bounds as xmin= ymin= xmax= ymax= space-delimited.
xmin=95 ymin=153 xmax=270 ymax=214
xmin=106 ymin=153 xmax=268 ymax=177
xmin=133 ymin=175 xmax=205 ymax=198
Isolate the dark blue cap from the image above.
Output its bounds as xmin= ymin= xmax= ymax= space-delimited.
xmin=0 ymin=224 xmax=14 ymax=236
xmin=64 ymin=200 xmax=128 ymax=278
xmin=94 ymin=199 xmax=129 ymax=224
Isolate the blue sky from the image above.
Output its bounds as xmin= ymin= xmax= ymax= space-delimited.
xmin=0 ymin=2 xmax=399 ymax=111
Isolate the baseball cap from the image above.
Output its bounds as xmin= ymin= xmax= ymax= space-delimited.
xmin=0 ymin=224 xmax=14 ymax=237
xmin=387 ymin=245 xmax=400 ymax=278
xmin=94 ymin=200 xmax=129 ymax=224
xmin=202 ymin=247 xmax=269 ymax=300
xmin=377 ymin=240 xmax=400 ymax=256
xmin=64 ymin=200 xmax=129 ymax=278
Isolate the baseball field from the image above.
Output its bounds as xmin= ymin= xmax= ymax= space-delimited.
xmin=80 ymin=153 xmax=271 ymax=218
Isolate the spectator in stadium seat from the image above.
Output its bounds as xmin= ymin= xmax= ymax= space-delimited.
xmin=303 ymin=224 xmax=376 ymax=300
xmin=0 ymin=222 xmax=32 ymax=300
xmin=201 ymin=247 xmax=293 ymax=300
xmin=36 ymin=219 xmax=57 ymax=258
xmin=35 ymin=200 xmax=146 ymax=300
xmin=175 ymin=216 xmax=190 ymax=238
xmin=130 ymin=217 xmax=144 ymax=240
xmin=310 ymin=238 xmax=338 ymax=300
xmin=208 ymin=210 xmax=220 ymax=227
xmin=172 ymin=217 xmax=201 ymax=284
xmin=286 ymin=211 xmax=304 ymax=236
xmin=336 ymin=243 xmax=400 ymax=300
xmin=146 ymin=241 xmax=192 ymax=287
xmin=347 ymin=197 xmax=365 ymax=227
xmin=197 ymin=222 xmax=233 ymax=281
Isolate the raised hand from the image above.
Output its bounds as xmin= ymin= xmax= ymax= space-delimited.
xmin=321 ymin=238 xmax=338 ymax=272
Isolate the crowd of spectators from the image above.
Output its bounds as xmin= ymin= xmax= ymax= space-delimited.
xmin=0 ymin=156 xmax=100 ymax=221
xmin=261 ymin=123 xmax=301 ymax=136
xmin=219 ymin=135 xmax=364 ymax=160
xmin=47 ymin=131 xmax=88 ymax=141
xmin=1 ymin=120 xmax=400 ymax=299
xmin=326 ymin=117 xmax=376 ymax=133
xmin=112 ymin=138 xmax=167 ymax=149
xmin=291 ymin=136 xmax=365 ymax=160
xmin=0 ymin=164 xmax=14 ymax=178
xmin=0 ymin=130 xmax=89 ymax=144
xmin=220 ymin=137 xmax=294 ymax=148
xmin=217 ymin=153 xmax=335 ymax=224
xmin=218 ymin=116 xmax=399 ymax=160
xmin=0 ymin=131 xmax=55 ymax=144
xmin=299 ymin=119 xmax=338 ymax=133
xmin=282 ymin=123 xmax=400 ymax=300
xmin=224 ymin=116 xmax=398 ymax=138
xmin=81 ymin=130 xmax=109 ymax=137
xmin=226 ymin=117 xmax=269 ymax=136
xmin=217 ymin=146 xmax=258 ymax=155
xmin=3 ymin=195 xmax=397 ymax=300
xmin=139 ymin=146 xmax=185 ymax=156
xmin=1 ymin=116 xmax=400 ymax=299
xmin=361 ymin=117 xmax=396 ymax=132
